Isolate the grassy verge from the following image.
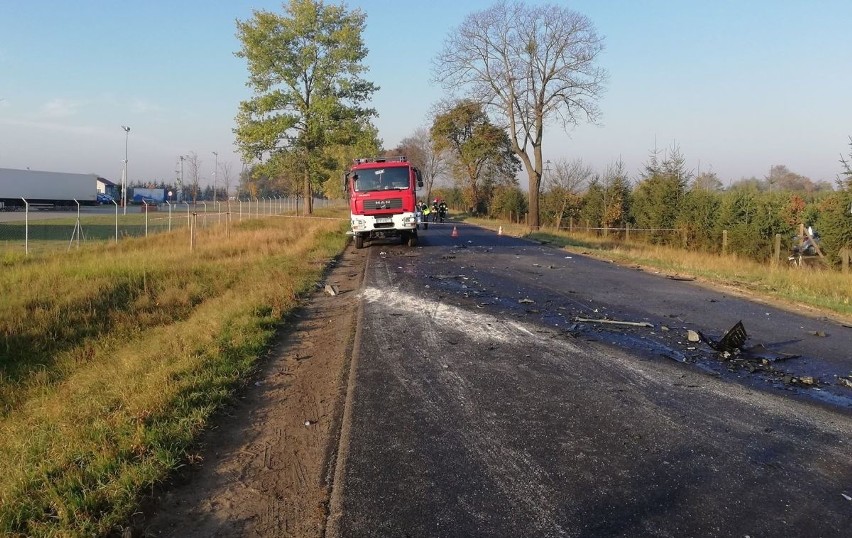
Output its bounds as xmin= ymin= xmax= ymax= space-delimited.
xmin=0 ymin=214 xmax=349 ymax=536
xmin=467 ymin=217 xmax=852 ymax=320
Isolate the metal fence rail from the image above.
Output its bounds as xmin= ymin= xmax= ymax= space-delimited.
xmin=0 ymin=197 xmax=344 ymax=255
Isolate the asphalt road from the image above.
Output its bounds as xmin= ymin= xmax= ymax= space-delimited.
xmin=327 ymin=220 xmax=852 ymax=537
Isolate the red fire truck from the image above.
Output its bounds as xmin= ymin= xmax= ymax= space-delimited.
xmin=345 ymin=157 xmax=423 ymax=248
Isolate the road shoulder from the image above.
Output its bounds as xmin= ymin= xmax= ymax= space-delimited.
xmin=138 ymin=244 xmax=367 ymax=538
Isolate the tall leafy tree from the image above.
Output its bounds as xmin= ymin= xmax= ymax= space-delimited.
xmin=430 ymin=100 xmax=519 ymax=214
xmin=235 ymin=0 xmax=377 ymax=214
xmin=433 ymin=1 xmax=607 ymax=229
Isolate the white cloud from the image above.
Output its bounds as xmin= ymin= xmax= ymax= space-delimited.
xmin=40 ymin=98 xmax=81 ymax=118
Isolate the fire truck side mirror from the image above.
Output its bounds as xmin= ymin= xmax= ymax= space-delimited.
xmin=415 ymin=169 xmax=423 ymax=189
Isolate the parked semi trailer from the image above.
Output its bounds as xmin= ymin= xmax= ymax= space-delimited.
xmin=0 ymin=168 xmax=98 ymax=209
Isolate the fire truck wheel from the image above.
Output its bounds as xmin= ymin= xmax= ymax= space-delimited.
xmin=407 ymin=233 xmax=418 ymax=247
xmin=354 ymin=234 xmax=364 ymax=249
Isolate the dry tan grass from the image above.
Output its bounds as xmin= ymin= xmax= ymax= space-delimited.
xmin=0 ymin=215 xmax=349 ymax=536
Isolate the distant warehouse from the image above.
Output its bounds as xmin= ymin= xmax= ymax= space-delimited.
xmin=0 ymin=167 xmax=103 ymax=210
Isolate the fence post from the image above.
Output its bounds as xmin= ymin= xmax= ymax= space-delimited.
xmin=842 ymin=247 xmax=850 ymax=274
xmin=722 ymin=230 xmax=728 ymax=255
xmin=681 ymin=228 xmax=687 ymax=248
xmin=190 ymin=212 xmax=197 ymax=251
xmin=625 ymin=222 xmax=630 ymax=241
xmin=143 ymin=201 xmax=149 ymax=237
xmin=22 ymin=198 xmax=29 ymax=255
xmin=570 ymin=216 xmax=574 ymax=233
xmin=113 ymin=199 xmax=119 ymax=242
xmin=773 ymin=233 xmax=782 ymax=266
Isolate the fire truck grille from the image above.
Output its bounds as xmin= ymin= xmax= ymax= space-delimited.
xmin=364 ymin=198 xmax=403 ymax=210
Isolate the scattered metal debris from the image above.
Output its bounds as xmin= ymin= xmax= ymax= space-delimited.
xmin=807 ymin=330 xmax=828 ymax=337
xmin=432 ymin=274 xmax=465 ymax=280
xmin=709 ymin=321 xmax=748 ymax=352
xmin=574 ymin=317 xmax=654 ymax=328
xmin=687 ymin=330 xmax=701 ymax=342
xmin=838 ymin=377 xmax=852 ymax=389
xmin=518 ymin=298 xmax=535 ymax=304
xmin=740 ymin=344 xmax=799 ymax=364
xmin=324 ymin=284 xmax=340 ymax=296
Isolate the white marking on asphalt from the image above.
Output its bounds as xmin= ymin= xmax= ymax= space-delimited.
xmin=361 ymin=286 xmax=577 ymax=352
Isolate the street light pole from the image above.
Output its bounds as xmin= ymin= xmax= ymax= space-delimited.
xmin=212 ymin=151 xmax=219 ymax=204
xmin=121 ymin=125 xmax=130 ymax=214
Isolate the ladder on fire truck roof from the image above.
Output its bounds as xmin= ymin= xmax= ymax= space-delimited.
xmin=353 ymin=156 xmax=407 ymax=164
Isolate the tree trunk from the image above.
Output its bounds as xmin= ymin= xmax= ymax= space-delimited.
xmin=528 ymin=169 xmax=541 ymax=230
xmin=555 ymin=198 xmax=568 ymax=231
xmin=304 ymin=168 xmax=313 ymax=215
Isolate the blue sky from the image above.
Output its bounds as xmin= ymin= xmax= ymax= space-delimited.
xmin=0 ymin=0 xmax=850 ymax=190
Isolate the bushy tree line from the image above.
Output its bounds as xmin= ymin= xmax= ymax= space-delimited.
xmin=460 ymin=141 xmax=852 ymax=265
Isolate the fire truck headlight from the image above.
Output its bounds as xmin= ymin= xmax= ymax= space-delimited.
xmin=352 ymin=218 xmax=367 ymax=230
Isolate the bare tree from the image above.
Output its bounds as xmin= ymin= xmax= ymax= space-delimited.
xmin=434 ymin=1 xmax=607 ymax=229
xmin=220 ymin=161 xmax=234 ymax=200
xmin=546 ymin=158 xmax=593 ymax=230
xmin=691 ymin=171 xmax=723 ymax=192
xmin=185 ymin=151 xmax=202 ymax=203
xmin=397 ymin=127 xmax=448 ymax=202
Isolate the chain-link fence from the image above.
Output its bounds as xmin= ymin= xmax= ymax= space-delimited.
xmin=0 ymin=197 xmax=344 ymax=255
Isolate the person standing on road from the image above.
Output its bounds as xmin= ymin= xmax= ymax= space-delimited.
xmin=421 ymin=201 xmax=431 ymax=230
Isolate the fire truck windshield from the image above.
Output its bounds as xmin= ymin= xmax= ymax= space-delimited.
xmin=354 ymin=167 xmax=410 ymax=192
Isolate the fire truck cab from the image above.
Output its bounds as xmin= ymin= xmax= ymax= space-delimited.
xmin=345 ymin=157 xmax=423 ymax=249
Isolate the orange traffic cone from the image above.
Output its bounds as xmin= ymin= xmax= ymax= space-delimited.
xmin=498 ymin=226 xmax=503 ymax=235
xmin=451 ymin=226 xmax=459 ymax=238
